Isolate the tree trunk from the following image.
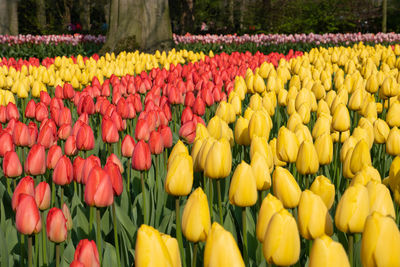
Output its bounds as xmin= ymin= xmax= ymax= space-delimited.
xmin=36 ymin=0 xmax=46 ymax=33
xmin=102 ymin=0 xmax=172 ymax=53
xmin=62 ymin=0 xmax=72 ymax=29
xmin=79 ymin=0 xmax=91 ymax=31
xmin=227 ymin=0 xmax=234 ymax=31
xmin=382 ymin=0 xmax=387 ymax=33
xmin=0 ymin=0 xmax=18 ymax=35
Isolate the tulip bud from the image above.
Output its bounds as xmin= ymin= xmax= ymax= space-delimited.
xmin=15 ymin=194 xmax=42 ymax=235
xmin=263 ymin=209 xmax=300 ymax=266
xmin=335 ymin=184 xmax=369 ymax=233
xmin=366 ymin=181 xmax=395 ymax=218
xmin=386 ymin=101 xmax=400 ymax=127
xmin=269 ymin=138 xmax=286 ymax=167
xmin=165 ymin=153 xmax=193 ymax=196
xmin=314 ymin=133 xmax=333 ymax=165
xmin=204 ymin=222 xmax=245 ymax=267
xmin=3 ymin=151 xmax=22 ymax=178
xmin=25 ymin=144 xmax=46 ymax=176
xmin=135 ymin=225 xmax=175 ymax=267
xmin=250 ymin=136 xmax=274 ymax=172
xmin=332 ymin=104 xmax=350 ymax=132
xmin=229 ymin=161 xmax=258 ymax=207
xmin=132 ymin=140 xmax=151 ymax=171
xmin=62 ymin=203 xmax=73 ymax=231
xmin=101 ymin=116 xmax=119 ymax=143
xmin=276 ymin=126 xmax=299 ymax=163
xmin=46 ymin=207 xmax=68 ymax=243
xmin=248 ymin=110 xmax=271 ymax=140
xmin=309 ymin=235 xmax=350 ymax=267
xmin=310 ymin=175 xmax=335 ymax=210
xmin=53 ymin=155 xmax=73 ymax=186
xmin=104 ymin=161 xmax=123 ymax=196
xmin=298 ymin=190 xmax=333 ymax=240
xmin=386 ymin=127 xmax=400 ymax=156
xmin=296 ymin=140 xmax=319 ymax=175
xmin=73 ymin=239 xmax=100 ymax=267
xmin=204 ymin=137 xmax=232 ymax=179
xmin=84 ymin=166 xmax=114 ymax=207
xmin=149 ymin=131 xmax=164 ymax=155
xmin=251 ymin=151 xmax=271 ymax=190
xmin=182 ymin=187 xmax=211 ymax=243
xmin=373 ymin=118 xmax=390 ymax=144
xmin=272 ymin=167 xmax=301 ymax=208
xmin=35 ymin=181 xmax=51 ymax=211
xmin=234 ymin=117 xmax=250 ymax=146
xmin=256 ymin=194 xmax=283 ymax=242
xmin=349 ymin=139 xmax=371 ymax=175
xmin=160 ymin=234 xmax=182 ymax=267
xmin=168 ymin=140 xmax=189 ymax=164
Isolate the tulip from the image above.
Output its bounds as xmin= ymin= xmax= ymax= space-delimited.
xmin=298 ymin=190 xmax=333 ymax=240
xmin=135 ymin=119 xmax=150 ymax=141
xmin=16 ymin=194 xmax=42 ymax=235
xmin=250 ymin=136 xmax=274 ymax=172
xmin=135 ymin=225 xmax=175 ymax=267
xmin=182 ymin=187 xmax=211 ymax=243
xmin=386 ymin=127 xmax=400 ymax=156
xmin=132 ymin=140 xmax=151 ymax=171
xmin=165 ymin=153 xmax=193 ymax=196
xmin=234 ymin=116 xmax=251 ymax=146
xmin=159 ymin=125 xmax=173 ymax=148
xmin=256 ymin=194 xmax=283 ymax=242
xmin=204 ymin=137 xmax=232 ymax=179
xmin=263 ymin=209 xmax=300 ymax=266
xmin=47 ymin=145 xmax=63 ymax=170
xmin=296 ymin=140 xmax=319 ymax=176
xmin=332 ymin=103 xmax=350 ymax=132
xmin=73 ymin=156 xmax=85 ymax=184
xmin=160 ymin=234 xmax=182 ymax=267
xmin=104 ymin=161 xmax=123 ymax=196
xmin=251 ymin=151 xmax=271 ymax=191
xmin=229 ymin=161 xmax=258 ymax=207
xmin=361 ymin=212 xmax=400 ymax=267
xmin=310 ymin=175 xmax=335 ymax=210
xmin=272 ymin=167 xmax=301 ymax=208
xmin=101 ymin=116 xmax=119 ymax=143
xmin=314 ymin=133 xmax=333 ymax=165
xmin=386 ymin=101 xmax=400 ymax=127
xmin=309 ymin=235 xmax=350 ymax=267
xmin=73 ymin=239 xmax=100 ymax=267
xmin=335 ymin=184 xmax=369 ymax=233
xmin=248 ymin=110 xmax=270 ymax=140
xmin=62 ymin=203 xmax=73 ymax=231
xmin=76 ymin=123 xmax=95 ymax=151
xmin=53 ymin=155 xmax=73 ymax=186
xmin=46 ymin=207 xmax=68 ymax=243
xmin=179 ymin=121 xmax=196 ymax=144
xmin=3 ymin=151 xmax=22 ymax=178
xmin=366 ymin=181 xmax=395 ymax=218
xmin=149 ymin=131 xmax=164 ymax=155
xmin=373 ymin=119 xmax=390 ymax=144
xmin=121 ymin=134 xmax=135 ymax=157
xmin=276 ymin=126 xmax=299 ymax=163
xmin=13 ymin=121 xmax=31 ymax=147
xmin=35 ymin=181 xmax=51 ymax=211
xmin=65 ymin=135 xmax=78 ymax=156
xmin=25 ymin=144 xmax=46 ymax=176
xmin=0 ymin=130 xmax=14 ymax=157
xmin=25 ymin=99 xmax=36 ymax=119
xmin=350 ymin=139 xmax=371 ymax=174
xmin=84 ymin=166 xmax=114 ymax=207
xmin=204 ymin=222 xmax=245 ymax=267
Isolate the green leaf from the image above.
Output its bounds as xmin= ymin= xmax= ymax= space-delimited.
xmin=103 ymin=242 xmax=118 ymax=267
xmin=61 ymin=241 xmax=75 ymax=267
xmin=115 ymin=204 xmax=136 ymax=242
xmin=0 ymin=226 xmax=8 ymax=267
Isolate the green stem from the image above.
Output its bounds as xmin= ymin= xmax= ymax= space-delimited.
xmin=242 ymin=207 xmax=249 ymax=266
xmin=192 ymin=243 xmax=198 ymax=267
xmin=216 ymin=180 xmax=223 ymax=224
xmin=20 ymin=234 xmax=25 ymax=267
xmin=127 ymin=158 xmax=131 ymax=195
xmin=96 ymin=208 xmax=102 ymax=264
xmin=7 ymin=178 xmax=12 ymax=197
xmin=35 ymin=234 xmax=39 ymax=267
xmin=175 ymin=197 xmax=186 ymax=267
xmin=55 ymin=244 xmax=60 ymax=267
xmin=141 ymin=171 xmax=148 ymax=224
xmin=60 ymin=187 xmax=64 ymax=208
xmin=112 ymin=203 xmax=121 ymax=267
xmin=348 ymin=234 xmax=354 ymax=267
xmin=89 ymin=206 xmax=94 ymax=236
xmin=51 ymin=179 xmax=55 ymax=208
xmin=27 ymin=236 xmax=32 ymax=267
xmin=42 ymin=213 xmax=47 ymax=267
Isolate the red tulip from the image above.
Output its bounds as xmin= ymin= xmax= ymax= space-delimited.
xmin=104 ymin=161 xmax=123 ymax=196
xmin=76 ymin=123 xmax=95 ymax=151
xmin=121 ymin=135 xmax=135 ymax=157
xmin=181 ymin=107 xmax=194 ymax=124
xmin=82 ymin=155 xmax=101 ymax=185
xmin=35 ymin=102 xmax=49 ymax=122
xmin=73 ymin=239 xmax=100 ymax=267
xmin=148 ymin=131 xmax=164 ymax=155
xmin=15 ymin=194 xmax=42 ymax=235
xmin=6 ymin=102 xmax=20 ymax=121
xmin=25 ymin=144 xmax=46 ymax=176
xmin=28 ymin=122 xmax=38 ymax=146
xmin=133 ymin=94 xmax=142 ymax=113
xmin=25 ymin=100 xmax=36 ymax=119
xmin=70 ymin=260 xmax=85 ymax=267
xmin=84 ymin=166 xmax=114 ymax=207
xmin=40 ymin=91 xmax=51 ymax=106
xmin=3 ymin=151 xmax=22 ymax=178
xmin=193 ymin=97 xmax=206 ymax=116
xmin=47 ymin=145 xmax=63 ymax=170
xmin=101 ymin=116 xmax=119 ymax=143
xmin=53 ymin=155 xmax=73 ymax=186
xmin=132 ymin=140 xmax=151 ymax=171
xmin=12 ymin=176 xmax=35 ymax=211
xmin=135 ymin=119 xmax=150 ymax=141
xmin=159 ymin=125 xmax=173 ymax=148
xmin=0 ymin=130 xmax=14 ymax=157
xmin=46 ymin=207 xmax=67 ymax=243
xmin=77 ymin=95 xmax=95 ymax=116
xmin=106 ymin=153 xmax=123 ymax=173
xmin=55 ymin=85 xmax=64 ymax=99
xmin=62 ymin=203 xmax=73 ymax=230
xmin=185 ymin=91 xmax=196 ymax=107
xmin=73 ymin=156 xmax=85 ymax=184
xmin=179 ymin=121 xmax=196 ymax=144
xmin=13 ymin=121 xmax=31 ymax=147
xmin=0 ymin=105 xmax=6 ymax=123
xmin=58 ymin=123 xmax=72 ymax=140
xmin=65 ymin=135 xmax=78 ymax=156
xmin=37 ymin=124 xmax=56 ymax=149
xmin=58 ymin=107 xmax=72 ymax=126
xmin=63 ymin=83 xmax=75 ymax=99
xmin=35 ymin=181 xmax=51 ymax=210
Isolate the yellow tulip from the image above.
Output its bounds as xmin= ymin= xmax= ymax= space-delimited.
xmin=248 ymin=110 xmax=271 ymax=140
xmin=234 ymin=117 xmax=250 ymax=146
xmin=351 ymin=166 xmax=382 ymax=186
xmin=287 ymin=112 xmax=303 ymax=132
xmin=373 ymin=119 xmax=390 ymax=144
xmin=263 ymin=209 xmax=300 ymax=266
xmin=366 ymin=181 xmax=395 ymax=218
xmin=269 ymin=138 xmax=287 ymax=167
xmin=296 ymin=140 xmax=319 ymax=175
xmin=197 ymin=137 xmax=216 ymax=172
xmin=276 ymin=126 xmax=299 ymax=163
xmin=309 ymin=235 xmax=350 ymax=267
xmin=361 ymin=212 xmax=400 ymax=267
xmin=229 ymin=161 xmax=258 ymax=207
xmin=272 ymin=167 xmax=301 ymax=208
xmin=215 ymin=101 xmax=236 ymax=124
xmin=314 ymin=133 xmax=333 ymax=165
xmin=386 ymin=126 xmax=400 ymax=156
xmin=312 ymin=115 xmax=331 ymax=140
xmin=204 ymin=223 xmax=245 ymax=267
xmin=165 ymin=153 xmax=193 ymax=196
xmin=204 ymin=138 xmax=232 ymax=179
xmin=350 ymin=139 xmax=371 ymax=175
xmin=135 ymin=225 xmax=174 ymax=267
xmin=298 ymin=190 xmax=333 ymax=240
xmin=310 ymin=175 xmax=335 ymax=210
xmin=207 ymin=116 xmax=223 ymax=140
xmin=250 ymin=136 xmax=274 ymax=172
xmin=192 ymin=138 xmax=205 ymax=172
xmin=335 ymin=184 xmax=370 ymax=233
xmin=386 ymin=101 xmax=400 ymax=127
xmin=182 ymin=187 xmax=211 ymax=243
xmin=254 ymin=73 xmax=266 ymax=93
xmin=228 ymin=92 xmax=242 ymax=115
xmin=160 ymin=234 xmax=182 ymax=267
xmin=194 ymin=123 xmax=209 ymax=142
xmin=249 ymin=93 xmax=263 ymax=110
xmin=256 ymin=194 xmax=283 ymax=242
xmin=251 ymin=151 xmax=271 ymax=191
xmin=332 ymin=103 xmax=350 ymax=132
xmin=168 ymin=140 xmax=189 ymax=166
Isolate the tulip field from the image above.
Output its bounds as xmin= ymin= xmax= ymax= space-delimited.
xmin=1 ymin=34 xmax=400 ymax=267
